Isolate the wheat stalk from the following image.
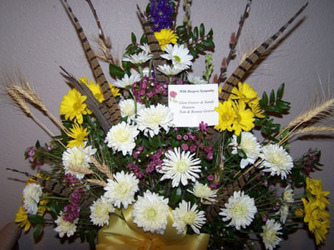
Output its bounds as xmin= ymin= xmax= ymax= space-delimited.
xmin=295 ymin=126 xmax=334 ymax=135
xmin=86 ymin=179 xmax=107 ymax=187
xmin=90 ymin=156 xmax=113 ymax=180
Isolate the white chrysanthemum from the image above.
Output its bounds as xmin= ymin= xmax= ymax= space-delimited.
xmin=172 ymin=201 xmax=206 ymax=234
xmin=136 ymin=104 xmax=173 ymax=137
xmin=119 ymin=99 xmax=145 ymax=121
xmin=283 ymin=185 xmax=294 ymax=203
xmin=113 ymin=72 xmax=141 ymax=88
xmin=105 ymin=121 xmax=139 ymax=156
xmin=279 ymin=204 xmax=289 ymax=224
xmin=157 ymin=64 xmax=184 ymax=76
xmin=161 ymin=44 xmax=193 ymax=70
xmin=260 ymin=219 xmax=282 ymax=250
xmin=62 ymin=144 xmax=97 ymax=179
xmin=188 ymin=182 xmax=217 ymax=202
xmin=132 ymin=191 xmax=169 ymax=234
xmin=54 ymin=213 xmax=79 ymax=238
xmin=187 ymin=73 xmax=207 ymax=84
xmin=219 ymin=191 xmax=257 ymax=230
xmin=90 ymin=197 xmax=115 ymax=227
xmin=103 ymin=171 xmax=139 ymax=209
xmin=230 ymin=132 xmax=261 ymax=169
xmin=160 ymin=148 xmax=201 ymax=187
xmin=123 ymin=51 xmax=152 ymax=64
xmin=23 ymin=183 xmax=43 ymax=215
xmin=260 ymin=144 xmax=293 ymax=179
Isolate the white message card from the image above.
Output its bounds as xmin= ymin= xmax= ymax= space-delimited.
xmin=168 ymin=84 xmax=219 ymax=127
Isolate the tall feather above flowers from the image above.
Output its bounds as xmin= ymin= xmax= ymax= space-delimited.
xmin=61 ymin=0 xmax=121 ymax=128
xmin=136 ymin=4 xmax=169 ymax=84
xmin=219 ymin=2 xmax=308 ymax=102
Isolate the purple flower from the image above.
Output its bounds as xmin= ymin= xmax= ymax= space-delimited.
xmin=207 ymin=175 xmax=214 ymax=181
xmin=181 ymin=144 xmax=189 ymax=151
xmin=149 ymin=0 xmax=174 ymax=32
xmin=189 ymin=144 xmax=197 ymax=153
xmin=183 ymin=135 xmax=189 ymax=141
xmin=176 ymin=134 xmax=182 ymax=140
xmin=199 ymin=121 xmax=208 ymax=132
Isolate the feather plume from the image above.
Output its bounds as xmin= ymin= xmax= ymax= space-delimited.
xmin=60 ymin=67 xmax=112 ymax=133
xmin=61 ymin=0 xmax=120 ymax=127
xmin=219 ymin=2 xmax=308 ymax=101
xmin=136 ymin=5 xmax=168 ymax=84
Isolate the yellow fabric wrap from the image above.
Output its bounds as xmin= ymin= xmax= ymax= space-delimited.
xmin=96 ymin=205 xmax=209 ymax=250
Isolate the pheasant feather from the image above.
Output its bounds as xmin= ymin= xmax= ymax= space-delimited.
xmin=61 ymin=0 xmax=120 ymax=127
xmin=219 ymin=2 xmax=308 ymax=101
xmin=136 ymin=5 xmax=168 ymax=84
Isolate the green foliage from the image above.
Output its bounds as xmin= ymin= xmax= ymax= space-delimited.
xmin=176 ymin=23 xmax=214 ymax=58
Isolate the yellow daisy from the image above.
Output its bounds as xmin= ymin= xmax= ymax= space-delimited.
xmin=109 ymin=83 xmax=121 ymax=97
xmin=231 ymin=82 xmax=260 ymax=106
xmin=232 ymin=101 xmax=255 ymax=136
xmin=66 ymin=123 xmax=89 ymax=148
xmin=214 ymin=99 xmax=235 ymax=132
xmin=60 ymin=89 xmax=90 ymax=124
xmin=79 ymin=77 xmax=104 ymax=103
xmin=15 ymin=206 xmax=31 ymax=232
xmin=154 ymin=29 xmax=178 ymax=50
xmin=249 ymin=102 xmax=265 ymax=118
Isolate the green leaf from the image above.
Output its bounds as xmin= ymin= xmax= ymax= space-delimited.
xmin=200 ymin=23 xmax=205 ymax=37
xmin=109 ymin=64 xmax=125 ymax=78
xmin=269 ymin=89 xmax=275 ymax=104
xmin=176 ymin=25 xmax=186 ymax=34
xmin=195 ymin=43 xmax=205 ymax=52
xmin=29 ymin=214 xmax=44 ymax=224
xmin=189 ymin=47 xmax=199 ymax=57
xmin=208 ymin=28 xmax=213 ymax=37
xmin=140 ymin=33 xmax=147 ymax=44
xmin=260 ymin=91 xmax=268 ymax=108
xmin=277 ymin=83 xmax=285 ymax=99
xmin=131 ymin=32 xmax=137 ymax=43
xmin=193 ymin=27 xmax=199 ymax=40
xmin=33 ymin=224 xmax=43 ymax=239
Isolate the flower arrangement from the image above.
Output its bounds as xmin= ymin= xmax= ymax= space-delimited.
xmin=6 ymin=0 xmax=332 ymax=249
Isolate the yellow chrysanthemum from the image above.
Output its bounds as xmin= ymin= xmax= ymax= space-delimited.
xmin=294 ymin=208 xmax=304 ymax=217
xmin=80 ymin=77 xmax=105 ymax=103
xmin=314 ymin=220 xmax=330 ymax=245
xmin=60 ymin=89 xmax=90 ymax=124
xmin=232 ymin=101 xmax=255 ymax=136
xmin=306 ymin=177 xmax=330 ymax=209
xmin=302 ymin=198 xmax=330 ymax=233
xmin=231 ymin=82 xmax=260 ymax=106
xmin=154 ymin=29 xmax=178 ymax=50
xmin=214 ymin=99 xmax=235 ymax=132
xmin=109 ymin=83 xmax=121 ymax=97
xmin=67 ymin=123 xmax=89 ymax=148
xmin=15 ymin=206 xmax=31 ymax=232
xmin=249 ymin=102 xmax=265 ymax=118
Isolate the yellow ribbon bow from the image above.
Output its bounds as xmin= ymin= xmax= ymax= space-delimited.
xmin=96 ymin=205 xmax=209 ymax=250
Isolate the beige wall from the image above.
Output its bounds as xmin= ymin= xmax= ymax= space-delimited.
xmin=0 ymin=0 xmax=333 ymax=249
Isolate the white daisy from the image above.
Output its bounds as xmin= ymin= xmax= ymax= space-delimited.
xmin=122 ymin=51 xmax=152 ymax=65
xmin=260 ymin=219 xmax=282 ymax=250
xmin=172 ymin=201 xmax=206 ymax=234
xmin=138 ymin=43 xmax=151 ymax=54
xmin=113 ymin=72 xmax=141 ymax=88
xmin=103 ymin=171 xmax=139 ymax=209
xmin=260 ymin=144 xmax=293 ymax=179
xmin=54 ymin=213 xmax=79 ymax=238
xmin=119 ymin=99 xmax=145 ymax=122
xmin=132 ymin=190 xmax=169 ymax=234
xmin=187 ymin=73 xmax=207 ymax=84
xmin=157 ymin=64 xmax=184 ymax=76
xmin=23 ymin=183 xmax=43 ymax=215
xmin=62 ymin=144 xmax=97 ymax=179
xmin=105 ymin=121 xmax=139 ymax=156
xmin=283 ymin=185 xmax=294 ymax=203
xmin=160 ymin=148 xmax=201 ymax=187
xmin=89 ymin=197 xmax=115 ymax=227
xmin=219 ymin=191 xmax=257 ymax=230
xmin=188 ymin=182 xmax=217 ymax=202
xmin=136 ymin=104 xmax=173 ymax=137
xmin=230 ymin=132 xmax=261 ymax=169
xmin=161 ymin=44 xmax=193 ymax=70
xmin=279 ymin=204 xmax=289 ymax=224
